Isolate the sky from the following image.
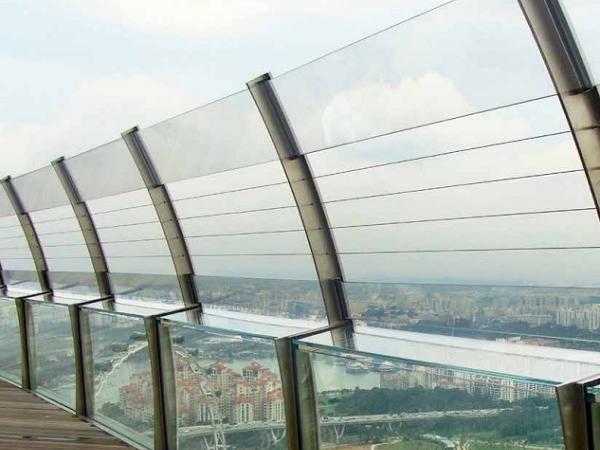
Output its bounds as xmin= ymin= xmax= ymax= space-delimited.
xmin=0 ymin=0 xmax=448 ymax=176
xmin=0 ymin=0 xmax=599 ymax=290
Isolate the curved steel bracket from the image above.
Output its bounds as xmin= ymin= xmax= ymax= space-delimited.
xmin=1 ymin=176 xmax=51 ymax=292
xmin=52 ymin=157 xmax=113 ymax=298
xmin=519 ymin=0 xmax=600 ymax=220
xmin=121 ymin=127 xmax=200 ymax=310
xmin=247 ymin=73 xmax=350 ymax=327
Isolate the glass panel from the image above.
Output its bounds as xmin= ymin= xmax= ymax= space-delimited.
xmin=346 ymin=281 xmax=600 ymax=353
xmin=64 ymin=139 xmax=145 ymax=202
xmin=140 ymin=90 xmax=277 ymax=185
xmin=273 ymin=0 xmax=555 ymax=154
xmin=28 ymin=301 xmax=76 ymax=409
xmin=300 ymin=325 xmax=600 ymax=383
xmin=302 ymin=341 xmax=562 ymax=449
xmin=197 ymin=276 xmax=326 ymax=322
xmin=0 ymin=188 xmax=13 ymax=218
xmin=160 ymin=318 xmax=286 ymax=450
xmin=11 ymin=165 xmax=69 ymax=212
xmin=563 ymin=0 xmax=600 ymax=83
xmin=0 ymin=215 xmax=38 ymax=283
xmin=110 ymin=273 xmax=183 ymax=307
xmin=3 ymin=270 xmax=40 ymax=292
xmin=0 ymin=297 xmax=21 ymax=383
xmin=83 ymin=309 xmax=154 ymax=449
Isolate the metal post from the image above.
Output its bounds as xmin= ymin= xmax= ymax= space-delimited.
xmin=121 ymin=127 xmax=200 ymax=312
xmin=556 ymin=381 xmax=590 ymax=449
xmin=275 ymin=321 xmax=353 ymax=450
xmin=247 ymin=73 xmax=350 ymax=329
xmin=519 ymin=0 xmax=600 ymax=221
xmin=1 ymin=177 xmax=51 ymax=292
xmin=144 ymin=316 xmax=170 ymax=450
xmin=14 ymin=297 xmax=32 ymax=389
xmin=52 ymin=157 xmax=113 ymax=298
xmin=67 ymin=296 xmax=112 ymax=417
xmin=157 ymin=321 xmax=177 ymax=450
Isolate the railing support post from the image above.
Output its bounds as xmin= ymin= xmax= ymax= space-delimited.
xmin=14 ymin=297 xmax=33 ymax=389
xmin=519 ymin=0 xmax=600 ymax=221
xmin=144 ymin=316 xmax=174 ymax=450
xmin=1 ymin=177 xmax=51 ymax=292
xmin=52 ymin=157 xmax=113 ymax=298
xmin=247 ymin=73 xmax=350 ymax=334
xmin=121 ymin=127 xmax=200 ymax=313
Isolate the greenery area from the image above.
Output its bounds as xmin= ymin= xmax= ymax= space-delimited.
xmin=321 ymin=388 xmax=562 ymax=447
xmin=328 ymin=386 xmax=501 ymax=415
xmin=378 ymin=439 xmax=441 ymax=449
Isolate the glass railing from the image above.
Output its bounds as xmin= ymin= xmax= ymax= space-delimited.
xmin=81 ymin=304 xmax=155 ymax=449
xmin=0 ymin=296 xmax=21 ymax=384
xmin=159 ymin=317 xmax=286 ymax=450
xmin=296 ymin=326 xmax=564 ymax=449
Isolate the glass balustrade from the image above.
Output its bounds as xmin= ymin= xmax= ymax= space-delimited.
xmin=295 ymin=327 xmax=564 ymax=449
xmin=159 ymin=315 xmax=287 ymax=450
xmin=0 ymin=296 xmax=21 ymax=384
xmin=26 ymin=295 xmax=78 ymax=410
xmin=81 ymin=304 xmax=155 ymax=449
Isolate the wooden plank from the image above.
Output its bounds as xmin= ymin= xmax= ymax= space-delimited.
xmin=0 ymin=381 xmax=134 ymax=449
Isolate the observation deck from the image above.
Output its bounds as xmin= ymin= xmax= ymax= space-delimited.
xmin=0 ymin=0 xmax=599 ymax=449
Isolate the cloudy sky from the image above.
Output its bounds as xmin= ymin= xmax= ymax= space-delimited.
xmin=0 ymin=0 xmax=451 ymax=176
xmin=0 ymin=0 xmax=599 ymax=290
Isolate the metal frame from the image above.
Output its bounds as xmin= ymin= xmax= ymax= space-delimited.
xmin=519 ymin=0 xmax=600 ymax=221
xmin=52 ymin=157 xmax=113 ymax=298
xmin=247 ymin=73 xmax=350 ymax=329
xmin=556 ymin=373 xmax=600 ymax=450
xmin=1 ymin=177 xmax=51 ymax=292
xmin=275 ymin=321 xmax=352 ymax=450
xmin=121 ymin=127 xmax=200 ymax=311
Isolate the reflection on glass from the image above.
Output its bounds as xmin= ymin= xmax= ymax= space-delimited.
xmin=307 ymin=348 xmax=561 ymax=449
xmin=161 ymin=320 xmax=286 ymax=450
xmin=84 ymin=309 xmax=154 ymax=449
xmin=0 ymin=298 xmax=20 ymax=383
xmin=29 ymin=301 xmax=76 ymax=409
xmin=346 ymin=281 xmax=600 ymax=354
xmin=196 ymin=276 xmax=325 ymax=321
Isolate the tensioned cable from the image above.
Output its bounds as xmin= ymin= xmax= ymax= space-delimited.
xmin=179 ymin=205 xmax=297 ymax=221
xmin=37 ymin=229 xmax=83 ymax=236
xmin=323 ymin=169 xmax=584 ymax=205
xmin=339 ymin=246 xmax=600 ymax=255
xmin=186 ymin=228 xmax=305 ymax=239
xmin=305 ymin=94 xmax=558 ymax=157
xmin=314 ymin=130 xmax=571 ymax=180
xmin=0 ymin=224 xmax=22 ymax=230
xmin=172 ymin=180 xmax=289 ymax=204
xmin=185 ymin=246 xmax=600 ymax=257
xmin=92 ymin=203 xmax=154 ymax=217
xmin=30 ymin=216 xmax=76 ymax=225
xmin=332 ymin=207 xmax=596 ymax=230
xmin=96 ymin=220 xmax=161 ymax=230
xmin=102 ymin=237 xmax=165 ymax=244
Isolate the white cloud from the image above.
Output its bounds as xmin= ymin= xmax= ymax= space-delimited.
xmin=0 ymin=75 xmax=202 ymax=175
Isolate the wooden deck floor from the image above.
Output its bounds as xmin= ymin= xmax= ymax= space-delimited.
xmin=0 ymin=380 xmax=134 ymax=450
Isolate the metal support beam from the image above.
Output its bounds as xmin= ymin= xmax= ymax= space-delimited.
xmin=67 ymin=296 xmax=111 ymax=417
xmin=519 ymin=0 xmax=600 ymax=221
xmin=121 ymin=127 xmax=200 ymax=311
xmin=275 ymin=321 xmax=353 ymax=450
xmin=52 ymin=157 xmax=113 ymax=298
xmin=144 ymin=316 xmax=171 ymax=450
xmin=1 ymin=177 xmax=51 ymax=292
xmin=247 ymin=73 xmax=350 ymax=327
xmin=14 ymin=297 xmax=32 ymax=389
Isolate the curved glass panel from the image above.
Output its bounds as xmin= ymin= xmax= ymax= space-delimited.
xmin=11 ymin=165 xmax=69 ymax=212
xmin=64 ymin=139 xmax=145 ymax=202
xmin=0 ymin=214 xmax=39 ymax=291
xmin=140 ymin=90 xmax=277 ymax=184
xmin=273 ymin=0 xmax=555 ymax=154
